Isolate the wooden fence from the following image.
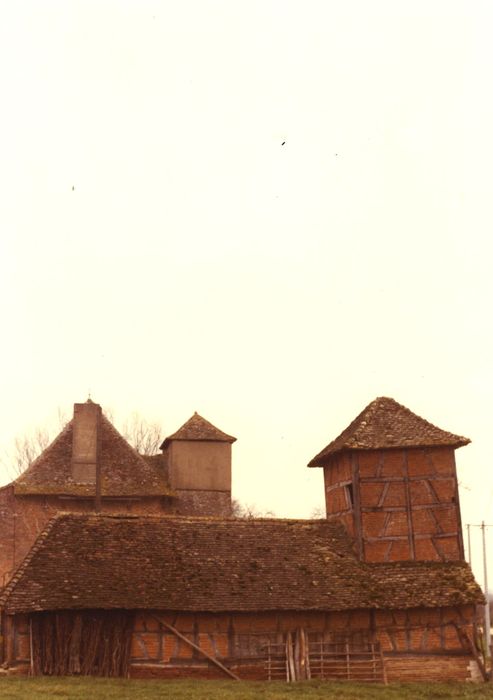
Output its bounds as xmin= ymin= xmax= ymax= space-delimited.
xmin=264 ymin=631 xmax=387 ymax=683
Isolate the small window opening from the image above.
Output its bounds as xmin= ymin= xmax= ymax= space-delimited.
xmin=345 ymin=483 xmax=354 ymax=509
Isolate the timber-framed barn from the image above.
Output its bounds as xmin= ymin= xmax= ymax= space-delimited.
xmin=0 ymin=397 xmax=486 ymax=682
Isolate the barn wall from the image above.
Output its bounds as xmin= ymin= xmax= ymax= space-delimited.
xmin=3 ymin=605 xmax=479 ymax=681
xmin=128 ymin=606 xmax=477 ymax=681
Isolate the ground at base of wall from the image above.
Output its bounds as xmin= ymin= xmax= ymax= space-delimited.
xmin=1 ymin=679 xmax=493 ymax=700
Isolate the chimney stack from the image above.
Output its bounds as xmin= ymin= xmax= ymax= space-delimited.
xmin=71 ymin=400 xmax=102 ymax=484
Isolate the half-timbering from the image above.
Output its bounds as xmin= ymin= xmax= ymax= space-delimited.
xmin=0 ymin=514 xmax=484 ymax=681
xmin=0 ymin=396 xmax=486 ymax=682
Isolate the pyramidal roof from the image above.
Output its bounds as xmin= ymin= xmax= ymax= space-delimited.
xmin=308 ymin=397 xmax=470 ymax=467
xmin=161 ymin=412 xmax=236 ymax=449
xmin=14 ymin=414 xmax=173 ymax=497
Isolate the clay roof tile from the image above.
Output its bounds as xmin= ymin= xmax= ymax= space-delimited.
xmin=308 ymin=397 xmax=470 ymax=467
xmin=160 ymin=413 xmax=236 ymax=449
xmin=0 ymin=513 xmax=483 ymax=614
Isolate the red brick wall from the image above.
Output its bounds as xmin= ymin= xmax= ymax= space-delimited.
xmin=324 ymin=447 xmax=463 ymax=562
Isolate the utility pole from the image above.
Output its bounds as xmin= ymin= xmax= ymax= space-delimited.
xmin=482 ymin=521 xmax=491 ymax=656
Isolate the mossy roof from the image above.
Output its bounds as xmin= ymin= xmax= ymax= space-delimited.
xmin=0 ymin=513 xmax=483 ymax=614
xmin=14 ymin=417 xmax=173 ymax=498
xmin=309 ymin=397 xmax=470 ymax=467
xmin=160 ymin=413 xmax=236 ymax=449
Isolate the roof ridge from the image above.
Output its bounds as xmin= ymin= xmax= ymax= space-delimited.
xmin=31 ymin=512 xmax=344 ymax=526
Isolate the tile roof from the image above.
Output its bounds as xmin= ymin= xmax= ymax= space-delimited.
xmin=308 ymin=397 xmax=470 ymax=467
xmin=0 ymin=513 xmax=483 ymax=614
xmin=14 ymin=416 xmax=174 ymax=498
xmin=160 ymin=412 xmax=236 ymax=449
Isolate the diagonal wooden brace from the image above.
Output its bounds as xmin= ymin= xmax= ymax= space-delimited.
xmin=151 ymin=615 xmax=240 ymax=681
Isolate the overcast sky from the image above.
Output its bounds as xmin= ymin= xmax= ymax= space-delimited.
xmin=1 ymin=1 xmax=492 ymax=582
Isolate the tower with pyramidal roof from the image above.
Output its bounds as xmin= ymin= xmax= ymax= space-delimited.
xmin=160 ymin=412 xmax=236 ymax=516
xmin=308 ymin=397 xmax=469 ymax=563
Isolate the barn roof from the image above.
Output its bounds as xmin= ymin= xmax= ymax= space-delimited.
xmin=160 ymin=412 xmax=236 ymax=449
xmin=14 ymin=416 xmax=173 ymax=498
xmin=308 ymin=397 xmax=470 ymax=467
xmin=0 ymin=513 xmax=483 ymax=614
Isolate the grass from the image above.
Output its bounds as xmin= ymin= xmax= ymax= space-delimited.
xmin=2 ymin=679 xmax=493 ymax=700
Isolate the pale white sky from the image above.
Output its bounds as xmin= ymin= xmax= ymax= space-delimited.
xmin=1 ymin=1 xmax=492 ymax=583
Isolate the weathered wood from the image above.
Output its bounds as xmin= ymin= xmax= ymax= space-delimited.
xmin=360 ymin=475 xmax=457 ymax=483
xmin=454 ymin=626 xmax=487 ymax=682
xmin=403 ymin=451 xmax=416 ymax=559
xmin=29 ymin=618 xmax=34 ymax=676
xmin=294 ymin=628 xmax=301 ymax=679
xmin=5 ymin=615 xmax=14 ymax=665
xmin=151 ymin=616 xmax=240 ymax=681
xmin=30 ymin=610 xmax=132 ymax=677
xmin=351 ymin=454 xmax=363 ymax=559
xmin=301 ymin=628 xmax=310 ymax=679
xmin=286 ymin=631 xmax=295 ymax=681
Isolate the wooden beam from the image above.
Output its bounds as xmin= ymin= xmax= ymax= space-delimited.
xmin=360 ymin=475 xmax=455 ymax=483
xmin=454 ymin=625 xmax=488 ymax=682
xmin=403 ymin=450 xmax=416 ymax=560
xmin=150 ymin=615 xmax=240 ymax=680
xmin=351 ymin=454 xmax=363 ymax=560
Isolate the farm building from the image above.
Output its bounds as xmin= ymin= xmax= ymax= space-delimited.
xmin=0 ymin=397 xmax=486 ymax=682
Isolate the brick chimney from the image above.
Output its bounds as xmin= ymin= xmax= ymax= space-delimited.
xmin=71 ymin=400 xmax=102 ymax=484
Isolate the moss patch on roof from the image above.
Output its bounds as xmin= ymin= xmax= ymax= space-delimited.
xmin=309 ymin=397 xmax=470 ymax=467
xmin=0 ymin=514 xmax=483 ymax=614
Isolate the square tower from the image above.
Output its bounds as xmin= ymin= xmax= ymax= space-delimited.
xmin=160 ymin=412 xmax=236 ymax=517
xmin=308 ymin=397 xmax=469 ymax=563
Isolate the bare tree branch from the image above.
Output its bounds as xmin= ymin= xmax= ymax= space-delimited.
xmin=9 ymin=428 xmax=51 ymax=477
xmin=119 ymin=413 xmax=162 ymax=455
xmin=1 ymin=409 xmax=163 ymax=480
xmin=231 ymin=499 xmax=275 ymax=519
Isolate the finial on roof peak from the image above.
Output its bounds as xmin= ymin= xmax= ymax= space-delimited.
xmin=160 ymin=412 xmax=236 ymax=449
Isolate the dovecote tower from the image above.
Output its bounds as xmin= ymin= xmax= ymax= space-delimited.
xmin=308 ymin=397 xmax=469 ymax=563
xmin=160 ymin=412 xmax=236 ymax=517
